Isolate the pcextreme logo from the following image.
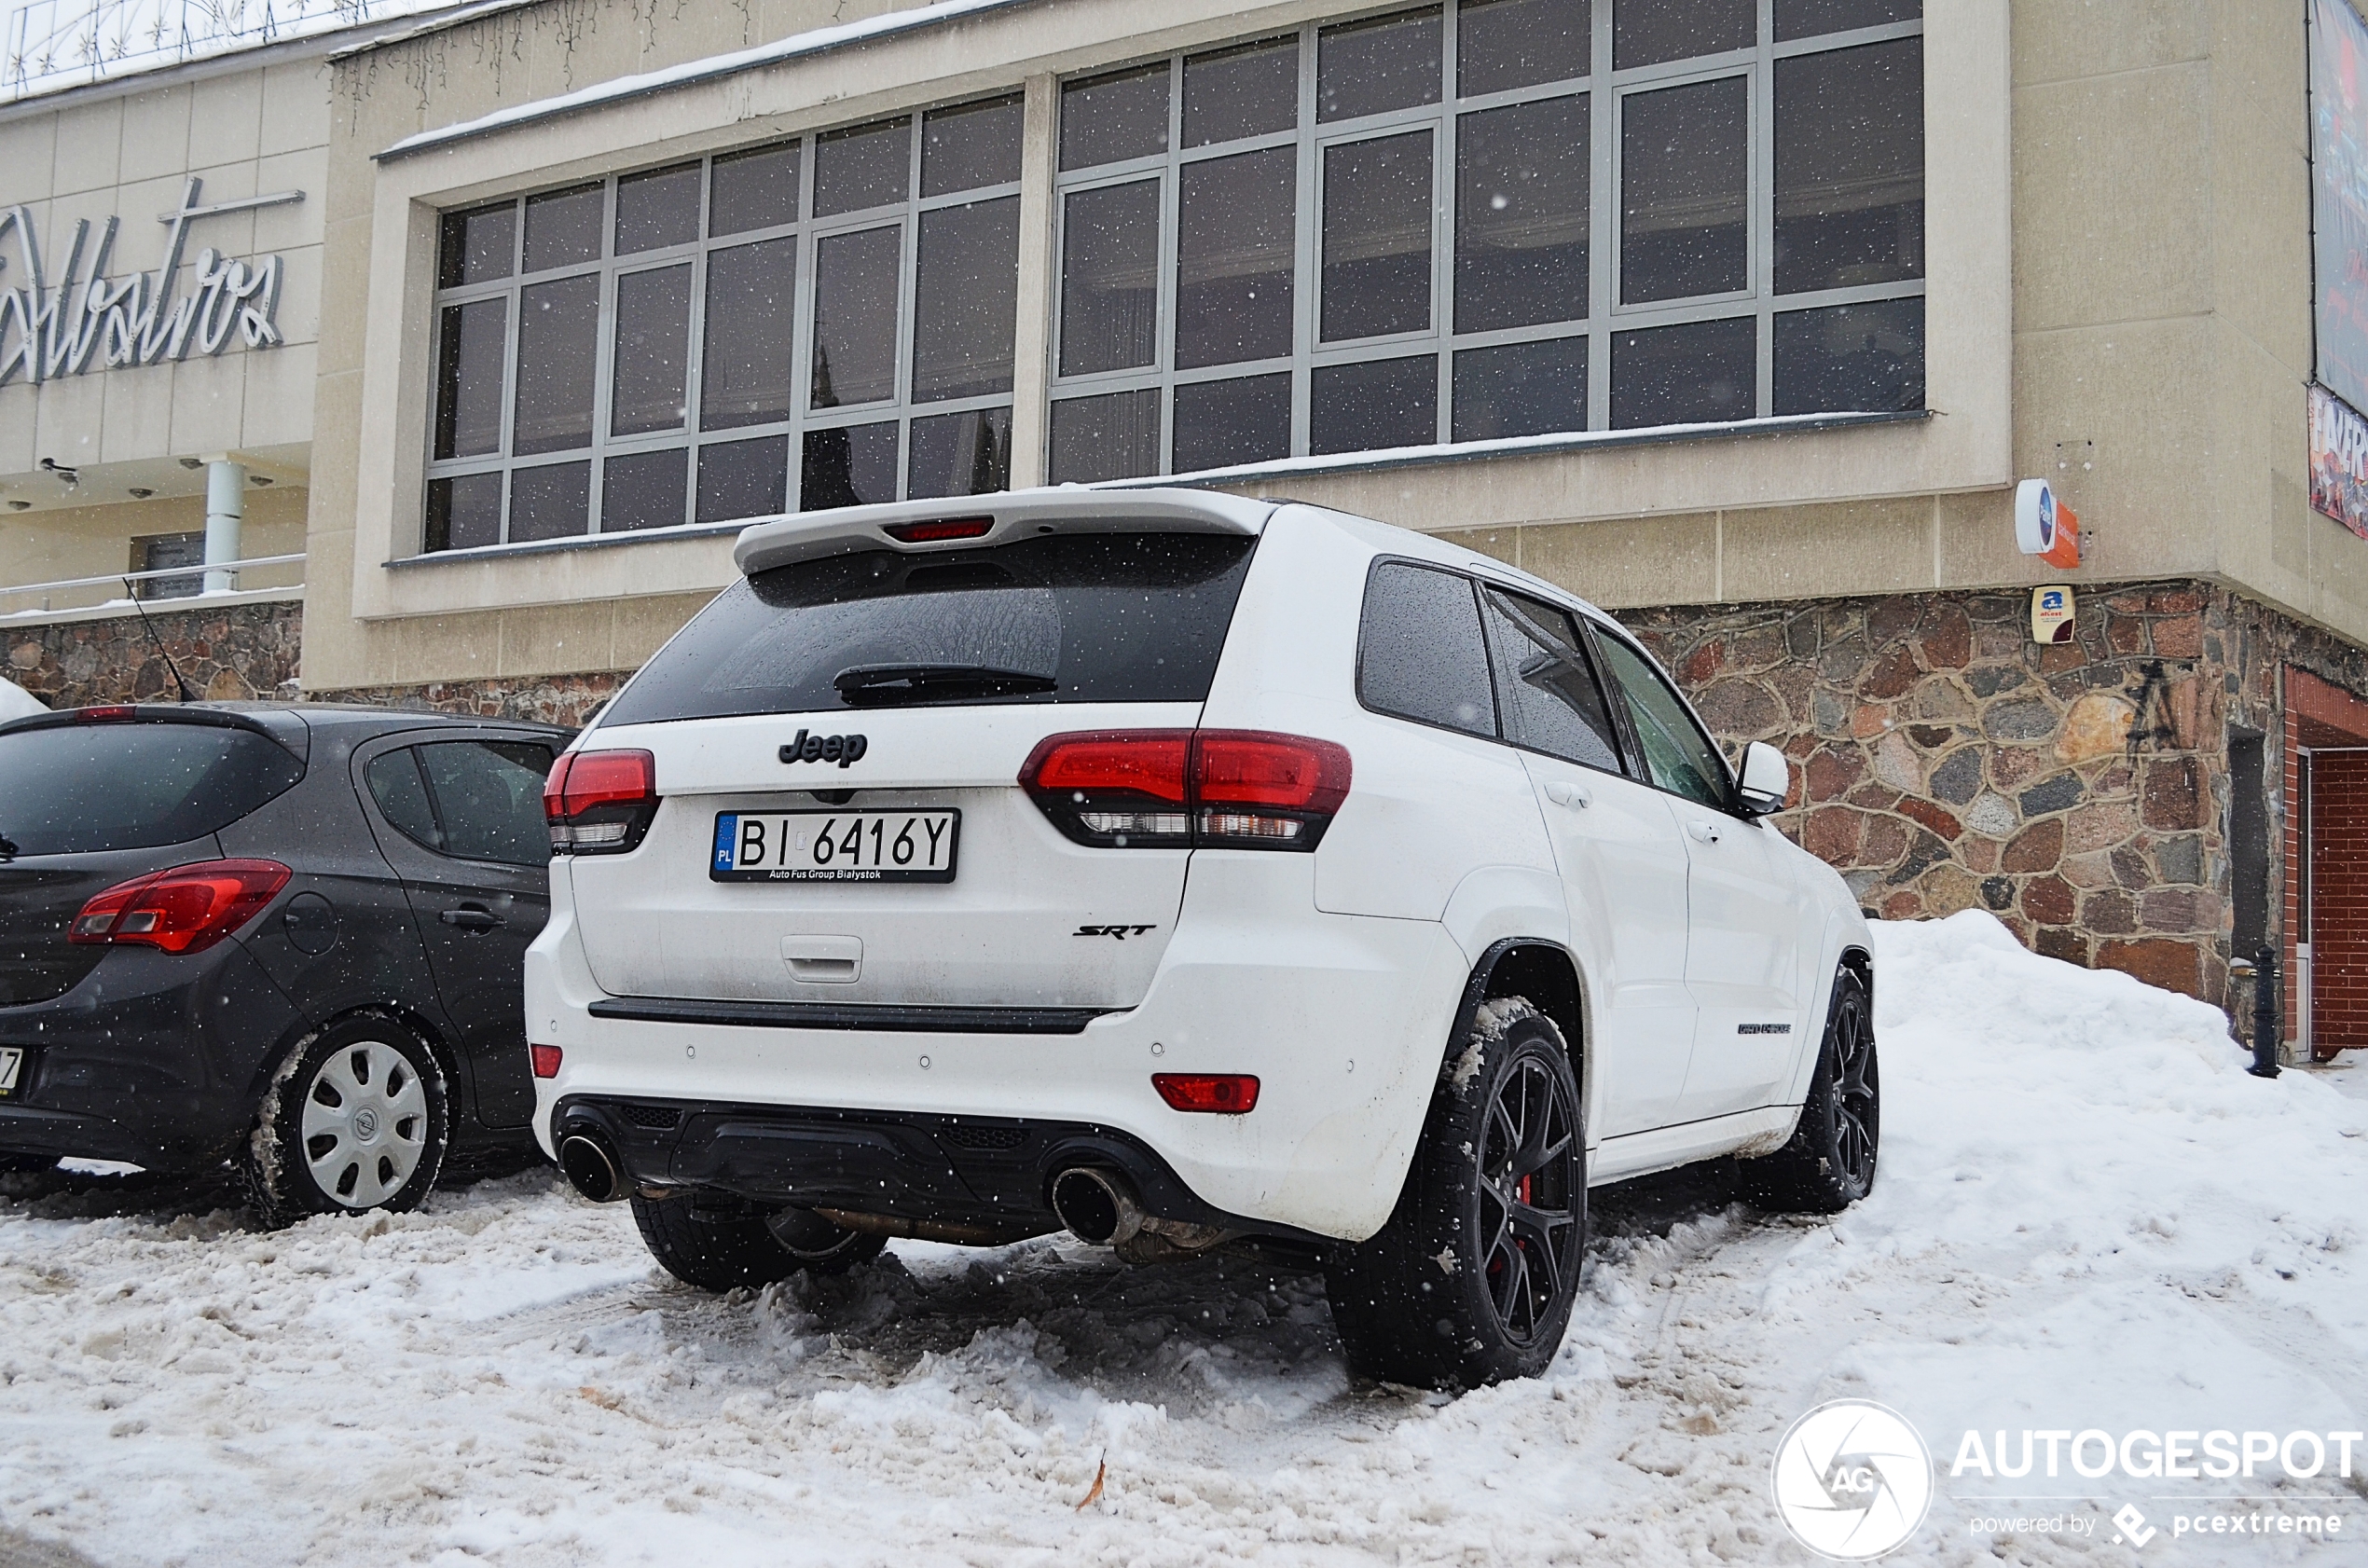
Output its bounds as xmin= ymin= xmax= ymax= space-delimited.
xmin=1770 ymin=1400 xmax=1935 ymax=1561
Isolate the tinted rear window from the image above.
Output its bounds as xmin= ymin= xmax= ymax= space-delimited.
xmin=0 ymin=722 xmax=304 ymax=856
xmin=601 ymin=532 xmax=1260 ymax=725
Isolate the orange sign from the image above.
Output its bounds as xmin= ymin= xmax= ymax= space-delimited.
xmin=2016 ymin=478 xmax=2082 ymax=570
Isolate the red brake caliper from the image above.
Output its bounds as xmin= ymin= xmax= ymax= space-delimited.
xmin=1519 ymin=1173 xmax=1533 ymax=1205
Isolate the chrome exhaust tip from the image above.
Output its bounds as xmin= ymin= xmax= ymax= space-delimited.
xmin=1050 ymin=1165 xmax=1135 ymax=1245
xmin=558 ymin=1131 xmax=627 ymax=1203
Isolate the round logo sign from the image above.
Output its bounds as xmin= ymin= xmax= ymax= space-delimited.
xmin=1769 ymin=1399 xmax=1934 ymax=1561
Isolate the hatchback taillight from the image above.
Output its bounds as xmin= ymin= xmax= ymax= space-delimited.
xmin=544 ymin=749 xmax=659 ymax=854
xmin=1019 ymin=730 xmax=1351 ymax=851
xmin=69 ymin=859 xmax=291 ymax=955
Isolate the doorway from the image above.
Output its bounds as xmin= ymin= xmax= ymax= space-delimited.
xmin=2308 ymin=748 xmax=2368 ymax=1059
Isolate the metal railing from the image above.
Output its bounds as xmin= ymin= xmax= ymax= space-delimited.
xmin=0 ymin=552 xmax=304 ymax=615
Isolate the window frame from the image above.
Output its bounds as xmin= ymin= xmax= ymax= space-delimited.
xmin=1579 ymin=616 xmax=1746 ymax=813
xmin=422 ymin=97 xmax=1023 ymax=554
xmin=1047 ymin=2 xmax=1923 ymax=477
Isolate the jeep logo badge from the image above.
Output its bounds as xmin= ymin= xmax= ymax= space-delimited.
xmin=779 ymin=730 xmax=869 ymax=769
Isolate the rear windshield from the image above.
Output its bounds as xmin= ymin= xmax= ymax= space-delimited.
xmin=0 ymin=722 xmax=305 ymax=856
xmin=600 ymin=531 xmax=1260 ymax=725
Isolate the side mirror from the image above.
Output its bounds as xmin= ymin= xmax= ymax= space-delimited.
xmin=1736 ymin=740 xmax=1789 ymax=816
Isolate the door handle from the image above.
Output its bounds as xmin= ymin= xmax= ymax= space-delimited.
xmin=1545 ymin=780 xmax=1593 ymax=809
xmin=440 ymin=905 xmax=504 ymax=931
xmin=1687 ymin=819 xmax=1724 ymax=845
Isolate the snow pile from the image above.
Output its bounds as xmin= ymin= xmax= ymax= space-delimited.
xmin=0 ymin=911 xmax=2361 ymax=1566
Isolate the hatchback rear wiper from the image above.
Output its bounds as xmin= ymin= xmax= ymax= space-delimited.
xmin=833 ymin=664 xmax=1059 ymax=705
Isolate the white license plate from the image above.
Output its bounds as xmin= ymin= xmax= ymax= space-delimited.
xmin=711 ymin=810 xmax=960 ymax=883
xmin=0 ymin=1047 xmax=20 ymax=1094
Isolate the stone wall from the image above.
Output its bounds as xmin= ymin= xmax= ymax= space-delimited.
xmin=306 ymin=672 xmax=630 ymax=729
xmin=3 ymin=597 xmax=304 ymax=708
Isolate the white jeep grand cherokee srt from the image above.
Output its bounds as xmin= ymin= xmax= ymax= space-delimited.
xmin=527 ymin=487 xmax=1879 ymax=1388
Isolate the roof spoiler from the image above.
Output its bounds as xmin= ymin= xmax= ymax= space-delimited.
xmin=731 ymin=487 xmax=1278 ymax=577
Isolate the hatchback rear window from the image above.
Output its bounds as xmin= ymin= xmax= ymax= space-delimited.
xmin=0 ymin=722 xmax=304 ymax=856
xmin=600 ymin=531 xmax=1260 ymax=725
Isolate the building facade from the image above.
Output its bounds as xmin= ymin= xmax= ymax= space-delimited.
xmin=7 ymin=0 xmax=2368 ymax=1057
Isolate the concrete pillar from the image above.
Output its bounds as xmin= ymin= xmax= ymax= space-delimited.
xmin=203 ymin=458 xmax=245 ymax=594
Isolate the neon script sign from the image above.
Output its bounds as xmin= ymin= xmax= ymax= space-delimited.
xmin=0 ymin=176 xmax=297 ymax=386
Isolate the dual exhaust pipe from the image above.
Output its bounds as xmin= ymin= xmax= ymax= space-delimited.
xmin=1051 ymin=1165 xmax=1232 ymax=1263
xmin=558 ymin=1130 xmax=629 ymax=1204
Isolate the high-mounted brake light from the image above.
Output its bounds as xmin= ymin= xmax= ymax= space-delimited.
xmin=1153 ymin=1073 xmax=1260 ymax=1114
xmin=883 ymin=516 xmax=994 ymax=543
xmin=544 ymin=749 xmax=660 ymax=854
xmin=76 ymin=705 xmax=137 ymax=722
xmin=1019 ymin=730 xmax=1351 ymax=851
xmin=69 ymin=859 xmax=291 ymax=955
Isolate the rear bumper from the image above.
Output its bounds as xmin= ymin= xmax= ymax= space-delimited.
xmin=527 ymin=856 xmax=1470 ymax=1242
xmin=0 ymin=940 xmax=302 ymax=1169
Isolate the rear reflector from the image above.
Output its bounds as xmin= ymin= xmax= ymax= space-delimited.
xmin=1152 ymin=1073 xmax=1260 ymax=1114
xmin=545 ymin=749 xmax=660 ymax=854
xmin=1019 ymin=729 xmax=1350 ymax=851
xmin=883 ymin=516 xmax=994 ymax=543
xmin=69 ymin=859 xmax=292 ymax=955
xmin=530 ymin=1044 xmax=563 ymax=1080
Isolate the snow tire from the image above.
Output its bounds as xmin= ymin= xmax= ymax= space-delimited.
xmin=1739 ymin=966 xmax=1879 ymax=1215
xmin=243 ymin=1012 xmax=449 ymax=1230
xmin=630 ymin=1194 xmax=886 ymax=1292
xmin=1325 ymin=997 xmax=1587 ymax=1390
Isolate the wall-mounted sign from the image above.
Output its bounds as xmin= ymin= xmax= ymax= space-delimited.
xmin=2015 ymin=477 xmax=2082 ymax=569
xmin=2031 ymin=585 xmax=2075 ymax=644
xmin=0 ymin=176 xmax=298 ymax=388
xmin=2311 ymin=382 xmax=2368 ymax=538
xmin=2314 ymin=0 xmax=2368 ymax=414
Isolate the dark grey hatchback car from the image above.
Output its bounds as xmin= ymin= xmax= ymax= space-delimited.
xmin=0 ymin=703 xmax=566 ymax=1223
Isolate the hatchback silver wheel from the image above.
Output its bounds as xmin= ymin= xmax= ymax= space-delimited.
xmin=299 ymin=1039 xmax=430 ymax=1208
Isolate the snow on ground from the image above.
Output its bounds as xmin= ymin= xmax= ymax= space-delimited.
xmin=2 ymin=913 xmax=2364 ymax=1566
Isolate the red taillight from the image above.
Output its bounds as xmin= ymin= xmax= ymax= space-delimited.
xmin=69 ymin=859 xmax=291 ymax=955
xmin=545 ymin=749 xmax=659 ymax=854
xmin=76 ymin=705 xmax=136 ymax=722
xmin=530 ymin=1044 xmax=563 ymax=1079
xmin=1019 ymin=730 xmax=1351 ymax=851
xmin=1152 ymin=1073 xmax=1260 ymax=1114
xmin=883 ymin=516 xmax=994 ymax=543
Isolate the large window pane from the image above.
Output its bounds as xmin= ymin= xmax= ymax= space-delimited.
xmin=1049 ymin=390 xmax=1161 ymax=482
xmin=508 ymin=461 xmax=590 ymax=542
xmin=1480 ymin=588 xmax=1620 ymax=771
xmin=697 ymin=435 xmax=789 ymax=523
xmin=1774 ymin=38 xmax=1923 ymax=295
xmin=1611 ymin=316 xmax=1754 ymax=428
xmin=438 ymin=203 xmax=514 ymax=288
xmin=425 ymin=473 xmax=502 ymax=552
xmin=1458 ymin=0 xmax=1590 ymax=97
xmin=1776 ymin=0 xmax=1918 ymax=41
xmin=611 ymin=265 xmax=691 ymax=437
xmin=1455 ymin=96 xmax=1587 ymax=332
xmin=908 ymin=406 xmax=1012 ymax=499
xmin=1772 ymin=297 xmax=1922 ymax=414
xmin=1318 ymin=9 xmax=1441 ymax=123
xmin=1323 ymin=131 xmax=1435 ymax=341
xmin=709 ymin=144 xmax=799 ymax=237
xmin=1621 ymin=76 xmax=1747 ymax=303
xmin=434 ymin=298 xmax=507 ymax=460
xmin=1060 ymin=64 xmax=1170 ymax=171
xmin=923 ymin=95 xmax=1024 ymax=196
xmin=1185 ymin=38 xmax=1298 ymax=147
xmin=815 ymin=119 xmax=911 ymax=216
xmin=1311 ymin=353 xmax=1437 ymax=452
xmin=1358 ymin=562 xmax=1494 ymax=736
xmin=1174 ymin=374 xmax=1290 ymax=472
xmin=1453 ymin=337 xmax=1586 ymax=441
xmin=524 ymin=184 xmax=602 ymax=273
xmin=913 ymin=198 xmax=1020 ymax=402
xmin=512 ymin=274 xmax=599 ymax=455
xmin=1614 ymin=0 xmax=1753 ymax=69
xmin=811 ymin=226 xmax=902 ymax=408
xmin=701 ymin=239 xmax=797 ymax=430
xmin=615 ymin=163 xmax=700 ymax=254
xmin=601 ymin=447 xmax=688 ymax=532
xmin=1059 ymin=181 xmax=1161 ymax=376
xmin=1177 ymin=148 xmax=1295 ymax=369
xmin=801 ymin=421 xmax=900 ymax=510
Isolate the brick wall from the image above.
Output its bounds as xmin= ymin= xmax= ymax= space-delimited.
xmin=2307 ymin=751 xmax=2368 ymax=1052
xmin=4 ymin=597 xmax=303 ymax=707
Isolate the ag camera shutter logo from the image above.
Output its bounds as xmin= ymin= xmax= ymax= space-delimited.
xmin=1770 ymin=1399 xmax=1934 ymax=1560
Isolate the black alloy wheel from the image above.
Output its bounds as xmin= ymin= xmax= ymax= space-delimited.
xmin=1740 ymin=966 xmax=1879 ymax=1214
xmin=1475 ymin=1051 xmax=1584 ymax=1347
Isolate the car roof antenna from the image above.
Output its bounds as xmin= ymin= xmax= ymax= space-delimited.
xmin=120 ymin=577 xmax=199 ymax=703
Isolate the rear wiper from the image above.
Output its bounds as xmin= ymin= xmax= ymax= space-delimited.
xmin=0 ymin=833 xmax=14 ymax=862
xmin=833 ymin=664 xmax=1058 ymax=705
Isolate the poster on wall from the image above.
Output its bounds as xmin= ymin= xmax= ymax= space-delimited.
xmin=2311 ymin=383 xmax=2368 ymax=537
xmin=2313 ymin=0 xmax=2368 ymax=415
